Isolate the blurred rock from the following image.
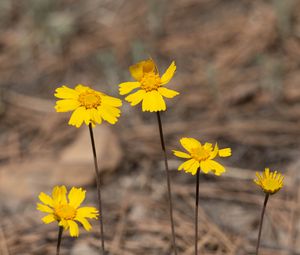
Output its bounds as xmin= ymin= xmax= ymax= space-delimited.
xmin=0 ymin=125 xmax=122 ymax=211
xmin=71 ymin=242 xmax=98 ymax=255
xmin=60 ymin=124 xmax=123 ymax=174
xmin=0 ymin=159 xmax=95 ymax=211
xmin=128 ymin=204 xmax=147 ymax=221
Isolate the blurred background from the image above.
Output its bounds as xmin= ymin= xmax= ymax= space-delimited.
xmin=1 ymin=0 xmax=300 ymax=254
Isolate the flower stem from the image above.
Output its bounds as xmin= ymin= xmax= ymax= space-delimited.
xmin=56 ymin=226 xmax=63 ymax=255
xmin=88 ymin=123 xmax=106 ymax=255
xmin=195 ymin=169 xmax=200 ymax=255
xmin=156 ymin=112 xmax=178 ymax=255
xmin=255 ymin=193 xmax=269 ymax=255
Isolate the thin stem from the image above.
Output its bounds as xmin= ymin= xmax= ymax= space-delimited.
xmin=88 ymin=123 xmax=106 ymax=255
xmin=255 ymin=193 xmax=270 ymax=255
xmin=156 ymin=112 xmax=178 ymax=255
xmin=56 ymin=226 xmax=63 ymax=255
xmin=195 ymin=169 xmax=200 ymax=255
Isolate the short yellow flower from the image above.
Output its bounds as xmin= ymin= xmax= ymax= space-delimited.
xmin=55 ymin=84 xmax=122 ymax=128
xmin=37 ymin=185 xmax=99 ymax=237
xmin=173 ymin=137 xmax=231 ymax=176
xmin=254 ymin=168 xmax=284 ymax=194
xmin=119 ymin=59 xmax=179 ymax=112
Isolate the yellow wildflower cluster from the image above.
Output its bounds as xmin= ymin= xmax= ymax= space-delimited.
xmin=173 ymin=137 xmax=231 ymax=175
xmin=55 ymin=84 xmax=122 ymax=128
xmin=45 ymin=57 xmax=286 ymax=253
xmin=254 ymin=168 xmax=284 ymax=195
xmin=37 ymin=186 xmax=98 ymax=237
xmin=119 ymin=59 xmax=179 ymax=112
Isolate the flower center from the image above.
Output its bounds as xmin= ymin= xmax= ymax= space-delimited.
xmin=190 ymin=147 xmax=211 ymax=161
xmin=78 ymin=91 xmax=101 ymax=109
xmin=55 ymin=204 xmax=76 ymax=220
xmin=140 ymin=72 xmax=161 ymax=92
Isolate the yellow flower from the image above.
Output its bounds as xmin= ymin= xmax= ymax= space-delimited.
xmin=37 ymin=185 xmax=99 ymax=237
xmin=119 ymin=59 xmax=179 ymax=112
xmin=173 ymin=137 xmax=231 ymax=176
xmin=254 ymin=168 xmax=284 ymax=194
xmin=55 ymin=84 xmax=122 ymax=128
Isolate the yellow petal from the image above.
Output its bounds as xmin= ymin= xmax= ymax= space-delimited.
xmin=68 ymin=187 xmax=86 ymax=209
xmin=129 ymin=62 xmax=144 ymax=81
xmin=90 ymin=108 xmax=102 ymax=124
xmin=103 ymin=104 xmax=121 ymax=117
xmin=100 ymin=100 xmax=122 ymax=119
xmin=178 ymin=158 xmax=196 ymax=171
xmin=98 ymin=105 xmax=121 ymax=124
xmin=39 ymin=192 xmax=54 ymax=207
xmin=219 ymin=148 xmax=231 ymax=157
xmin=264 ymin=168 xmax=270 ymax=178
xmin=83 ymin=109 xmax=91 ymax=125
xmin=172 ymin=150 xmax=191 ymax=159
xmin=180 ymin=138 xmax=201 ymax=153
xmin=37 ymin=203 xmax=53 ymax=213
xmin=158 ymin=87 xmax=179 ymax=98
xmin=142 ymin=59 xmax=156 ymax=73
xmin=119 ymin=82 xmax=141 ymax=95
xmin=203 ymin=143 xmax=213 ymax=151
xmin=209 ymin=144 xmax=219 ymax=159
xmin=54 ymin=86 xmax=79 ymax=99
xmin=161 ymin=61 xmax=176 ymax=84
xmin=129 ymin=59 xmax=157 ymax=80
xmin=99 ymin=107 xmax=119 ymax=124
xmin=280 ymin=175 xmax=284 ymax=182
xmin=200 ymin=161 xmax=212 ymax=174
xmin=75 ymin=217 xmax=92 ymax=231
xmin=42 ymin=214 xmax=56 ymax=224
xmin=76 ymin=207 xmax=99 ymax=219
xmin=187 ymin=160 xmax=200 ymax=175
xmin=59 ymin=219 xmax=69 ymax=230
xmin=68 ymin=106 xmax=86 ymax=128
xmin=68 ymin=220 xmax=79 ymax=237
xmin=102 ymin=95 xmax=122 ymax=107
xmin=125 ymin=89 xmax=146 ymax=106
xmin=209 ymin=160 xmax=226 ymax=176
xmin=55 ymin=99 xmax=80 ymax=112
xmin=254 ymin=179 xmax=260 ymax=186
xmin=142 ymin=90 xmax=166 ymax=112
xmin=52 ymin=186 xmax=67 ymax=205
xmin=201 ymin=160 xmax=225 ymax=176
xmin=74 ymin=84 xmax=89 ymax=93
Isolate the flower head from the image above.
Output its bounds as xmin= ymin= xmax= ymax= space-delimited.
xmin=173 ymin=137 xmax=231 ymax=176
xmin=119 ymin=59 xmax=179 ymax=112
xmin=55 ymin=84 xmax=122 ymax=128
xmin=37 ymin=185 xmax=99 ymax=237
xmin=254 ymin=168 xmax=284 ymax=195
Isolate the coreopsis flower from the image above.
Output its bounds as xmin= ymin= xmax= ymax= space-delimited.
xmin=55 ymin=84 xmax=122 ymax=128
xmin=37 ymin=185 xmax=99 ymax=237
xmin=254 ymin=168 xmax=284 ymax=195
xmin=173 ymin=137 xmax=231 ymax=176
xmin=119 ymin=59 xmax=179 ymax=112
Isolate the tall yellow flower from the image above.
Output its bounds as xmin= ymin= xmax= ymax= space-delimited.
xmin=119 ymin=59 xmax=179 ymax=112
xmin=37 ymin=185 xmax=99 ymax=237
xmin=173 ymin=137 xmax=231 ymax=176
xmin=254 ymin=168 xmax=284 ymax=194
xmin=55 ymin=84 xmax=122 ymax=128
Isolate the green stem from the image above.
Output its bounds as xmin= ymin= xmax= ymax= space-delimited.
xmin=88 ymin=124 xmax=106 ymax=255
xmin=195 ymin=169 xmax=200 ymax=255
xmin=255 ymin=193 xmax=269 ymax=255
xmin=56 ymin=226 xmax=63 ymax=255
xmin=156 ymin=112 xmax=178 ymax=255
